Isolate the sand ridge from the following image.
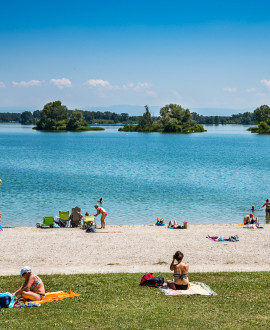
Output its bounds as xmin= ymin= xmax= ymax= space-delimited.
xmin=0 ymin=224 xmax=269 ymax=276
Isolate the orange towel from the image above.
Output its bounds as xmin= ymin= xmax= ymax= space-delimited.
xmin=29 ymin=290 xmax=79 ymax=304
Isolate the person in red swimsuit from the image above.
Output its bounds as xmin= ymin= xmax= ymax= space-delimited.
xmin=94 ymin=204 xmax=107 ymax=229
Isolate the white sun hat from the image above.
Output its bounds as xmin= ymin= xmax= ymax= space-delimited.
xmin=20 ymin=266 xmax=31 ymax=276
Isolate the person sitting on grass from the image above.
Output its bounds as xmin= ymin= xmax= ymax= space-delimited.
xmin=168 ymin=220 xmax=183 ymax=229
xmin=166 ymin=251 xmax=190 ymax=290
xmin=13 ymin=266 xmax=45 ymax=301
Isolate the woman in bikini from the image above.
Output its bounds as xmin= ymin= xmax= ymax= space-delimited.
xmin=166 ymin=251 xmax=190 ymax=290
xmin=13 ymin=266 xmax=45 ymax=301
xmin=259 ymin=199 xmax=270 ymax=216
xmin=94 ymin=204 xmax=107 ymax=229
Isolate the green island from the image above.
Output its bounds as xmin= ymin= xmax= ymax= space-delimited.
xmin=119 ymin=104 xmax=206 ymax=133
xmin=247 ymin=105 xmax=270 ymax=134
xmin=1 ymin=272 xmax=269 ymax=329
xmin=33 ymin=101 xmax=104 ymax=132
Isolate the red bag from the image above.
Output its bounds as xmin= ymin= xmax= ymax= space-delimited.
xmin=140 ymin=273 xmax=164 ymax=287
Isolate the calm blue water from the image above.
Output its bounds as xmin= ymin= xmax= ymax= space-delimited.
xmin=0 ymin=123 xmax=269 ymax=226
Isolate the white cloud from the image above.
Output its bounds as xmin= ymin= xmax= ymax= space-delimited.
xmin=50 ymin=78 xmax=72 ymax=89
xmin=84 ymin=79 xmax=156 ymax=97
xmin=122 ymin=82 xmax=152 ymax=91
xmin=246 ymin=88 xmax=256 ymax=93
xmin=12 ymin=80 xmax=41 ymax=87
xmin=223 ymin=87 xmax=237 ymax=93
xmin=146 ymin=90 xmax=157 ymax=97
xmin=260 ymin=79 xmax=270 ymax=88
xmin=85 ymin=79 xmax=110 ymax=87
xmin=0 ymin=81 xmax=6 ymax=88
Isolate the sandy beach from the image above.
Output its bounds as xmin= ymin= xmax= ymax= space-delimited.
xmin=0 ymin=224 xmax=269 ymax=276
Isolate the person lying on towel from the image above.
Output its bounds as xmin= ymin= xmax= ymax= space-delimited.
xmin=13 ymin=266 xmax=45 ymax=301
xmin=168 ymin=220 xmax=183 ymax=229
xmin=166 ymin=251 xmax=190 ymax=290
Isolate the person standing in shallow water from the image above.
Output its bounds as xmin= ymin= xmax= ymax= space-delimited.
xmin=94 ymin=204 xmax=107 ymax=229
xmin=259 ymin=199 xmax=270 ymax=216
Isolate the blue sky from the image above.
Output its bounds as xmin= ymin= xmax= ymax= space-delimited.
xmin=1 ymin=0 xmax=270 ymax=114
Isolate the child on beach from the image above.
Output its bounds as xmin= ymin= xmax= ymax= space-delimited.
xmin=166 ymin=251 xmax=190 ymax=290
xmin=13 ymin=266 xmax=45 ymax=301
xmin=81 ymin=212 xmax=90 ymax=229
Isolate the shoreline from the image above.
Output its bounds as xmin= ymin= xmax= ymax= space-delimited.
xmin=0 ymin=224 xmax=269 ymax=276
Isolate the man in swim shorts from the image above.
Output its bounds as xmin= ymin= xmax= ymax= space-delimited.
xmin=243 ymin=214 xmax=253 ymax=225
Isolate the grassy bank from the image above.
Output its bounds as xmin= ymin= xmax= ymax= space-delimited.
xmin=0 ymin=272 xmax=269 ymax=329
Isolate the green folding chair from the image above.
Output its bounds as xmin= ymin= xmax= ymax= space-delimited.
xmin=59 ymin=211 xmax=70 ymax=227
xmin=36 ymin=216 xmax=54 ymax=228
xmin=84 ymin=216 xmax=96 ymax=230
xmin=43 ymin=216 xmax=54 ymax=226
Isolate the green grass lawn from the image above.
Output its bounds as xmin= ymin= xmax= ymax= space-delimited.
xmin=0 ymin=272 xmax=269 ymax=329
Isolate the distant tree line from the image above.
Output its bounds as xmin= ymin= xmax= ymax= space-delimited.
xmin=0 ymin=112 xmax=22 ymax=123
xmin=0 ymin=108 xmax=142 ymax=125
xmin=1 ymin=103 xmax=270 ymax=135
xmin=192 ymin=112 xmax=257 ymax=125
xmin=0 ymin=108 xmax=259 ymax=126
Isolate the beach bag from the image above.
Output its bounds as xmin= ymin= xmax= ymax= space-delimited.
xmin=140 ymin=274 xmax=164 ymax=287
xmin=0 ymin=293 xmax=11 ymax=308
xmin=229 ymin=235 xmax=239 ymax=242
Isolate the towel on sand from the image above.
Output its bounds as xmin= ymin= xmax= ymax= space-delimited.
xmin=160 ymin=282 xmax=217 ymax=296
xmin=27 ymin=290 xmax=79 ymax=305
xmin=207 ymin=235 xmax=239 ymax=242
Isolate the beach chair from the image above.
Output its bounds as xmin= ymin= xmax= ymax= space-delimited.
xmin=58 ymin=211 xmax=70 ymax=227
xmin=84 ymin=216 xmax=96 ymax=231
xmin=36 ymin=216 xmax=54 ymax=228
xmin=70 ymin=207 xmax=83 ymax=227
xmin=43 ymin=216 xmax=54 ymax=226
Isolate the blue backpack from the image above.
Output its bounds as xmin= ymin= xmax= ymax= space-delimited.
xmin=0 ymin=293 xmax=11 ymax=308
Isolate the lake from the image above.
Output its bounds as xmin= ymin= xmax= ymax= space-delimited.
xmin=0 ymin=123 xmax=269 ymax=226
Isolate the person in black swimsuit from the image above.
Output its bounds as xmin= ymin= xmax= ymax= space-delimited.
xmin=166 ymin=251 xmax=190 ymax=290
